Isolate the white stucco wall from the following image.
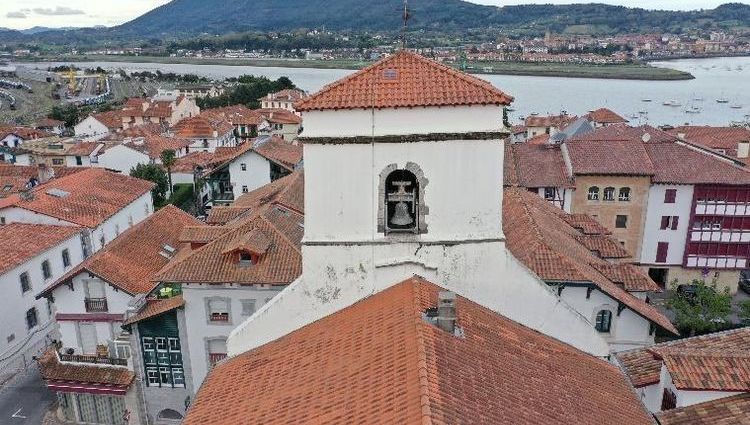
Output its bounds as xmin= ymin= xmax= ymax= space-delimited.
xmin=0 ymin=207 xmax=72 ymax=226
xmin=90 ymin=192 xmax=154 ymax=252
xmin=181 ymin=284 xmax=283 ymax=389
xmin=227 ymin=151 xmax=271 ymax=200
xmin=98 ymin=145 xmax=151 ymax=174
xmin=0 ymin=232 xmax=85 ymax=373
xmin=51 ymin=273 xmax=134 ymax=354
xmin=559 ymin=286 xmax=655 ymax=352
xmin=640 ymin=184 xmax=694 ymax=265
xmin=64 ymin=154 xmax=93 ymax=168
xmin=74 ymin=116 xmax=109 ymax=138
xmin=301 ymin=105 xmax=505 ymax=138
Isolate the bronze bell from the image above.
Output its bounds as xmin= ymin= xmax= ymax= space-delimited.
xmin=391 ymin=201 xmax=414 ymax=226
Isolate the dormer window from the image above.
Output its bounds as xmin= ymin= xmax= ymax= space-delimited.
xmin=239 ymin=252 xmax=254 ymax=266
xmin=385 ymin=170 xmax=419 ymax=234
xmin=222 ymin=229 xmax=269 ymax=266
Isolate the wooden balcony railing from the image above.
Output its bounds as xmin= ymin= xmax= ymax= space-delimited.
xmin=209 ymin=353 xmax=227 ymax=367
xmin=85 ymin=297 xmax=108 ymax=313
xmin=59 ymin=353 xmax=127 ymax=366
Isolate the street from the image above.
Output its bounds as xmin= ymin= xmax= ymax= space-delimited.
xmin=0 ymin=366 xmax=54 ymax=425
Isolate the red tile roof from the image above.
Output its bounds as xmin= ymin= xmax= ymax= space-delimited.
xmin=206 ymin=105 xmax=265 ymax=126
xmin=504 ymin=143 xmax=573 ymax=188
xmin=295 ymin=50 xmax=513 ymax=111
xmin=65 ymin=141 xmax=103 ymax=156
xmin=0 ymin=168 xmax=154 ymax=228
xmin=503 ymin=188 xmax=676 ymax=334
xmin=668 ymin=125 xmax=750 ymax=159
xmin=155 ymin=203 xmax=302 ymax=285
xmin=255 ymin=108 xmax=302 ymax=125
xmin=252 ymin=137 xmax=302 ymax=170
xmin=38 ymin=349 xmax=134 ymax=387
xmin=525 ymin=113 xmax=577 ymax=128
xmin=123 ymin=295 xmax=185 ymax=326
xmin=124 ymin=135 xmax=192 ymax=160
xmin=659 ymin=348 xmax=750 ymax=391
xmin=587 ymin=108 xmax=628 ymax=124
xmin=572 ymin=124 xmax=675 ymax=143
xmin=0 ymin=164 xmax=84 ymax=197
xmin=591 ymin=263 xmax=661 ymax=291
xmin=617 ymin=327 xmax=750 ymax=388
xmin=645 ymin=142 xmax=750 ymax=185
xmin=91 ymin=111 xmax=123 ymax=131
xmin=565 ymin=138 xmax=656 ymax=176
xmin=0 ymin=223 xmax=82 ymax=275
xmin=39 ymin=205 xmax=201 ymax=297
xmin=184 ymin=276 xmax=653 ymax=425
xmin=575 ymin=235 xmax=630 ymax=259
xmin=655 ymin=393 xmax=750 ymax=425
xmin=0 ymin=126 xmax=52 ymax=140
xmin=262 ymin=89 xmax=307 ymax=103
xmin=34 ymin=118 xmax=64 ymax=128
xmin=173 ymin=114 xmax=234 ymax=139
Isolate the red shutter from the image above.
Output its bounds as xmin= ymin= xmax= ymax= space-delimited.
xmin=664 ymin=189 xmax=677 ymax=203
xmin=660 ymin=216 xmax=670 ymax=230
xmin=656 ymin=242 xmax=669 ymax=263
xmin=671 ymin=216 xmax=679 ymax=230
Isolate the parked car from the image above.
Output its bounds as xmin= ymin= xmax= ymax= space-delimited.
xmin=739 ymin=278 xmax=750 ymax=295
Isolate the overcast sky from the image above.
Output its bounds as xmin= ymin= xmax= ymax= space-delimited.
xmin=2 ymin=0 xmax=749 ymax=30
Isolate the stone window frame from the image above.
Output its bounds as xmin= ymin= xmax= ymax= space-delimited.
xmin=204 ymin=336 xmax=228 ymax=370
xmin=377 ymin=162 xmax=429 ymax=235
xmin=204 ymin=296 xmax=233 ymax=326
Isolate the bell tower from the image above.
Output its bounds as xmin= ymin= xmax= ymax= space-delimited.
xmin=228 ymin=52 xmax=612 ymax=359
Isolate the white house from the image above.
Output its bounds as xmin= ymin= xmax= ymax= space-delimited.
xmin=227 ymin=51 xmax=614 ymax=359
xmin=259 ymin=89 xmax=307 ymax=113
xmin=0 ymin=224 xmax=86 ymax=381
xmin=0 ymin=168 xmax=155 ymax=253
xmin=97 ymin=135 xmax=191 ymax=174
xmin=173 ymin=113 xmax=236 ymax=153
xmin=74 ymin=111 xmax=122 ymax=139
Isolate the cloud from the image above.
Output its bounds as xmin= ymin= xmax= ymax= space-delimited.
xmin=32 ymin=6 xmax=85 ymax=16
xmin=6 ymin=11 xmax=27 ymax=19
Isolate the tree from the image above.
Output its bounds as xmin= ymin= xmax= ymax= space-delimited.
xmin=160 ymin=149 xmax=177 ymax=194
xmin=739 ymin=300 xmax=750 ymax=326
xmin=130 ymin=163 xmax=169 ymax=207
xmin=666 ymin=279 xmax=733 ymax=336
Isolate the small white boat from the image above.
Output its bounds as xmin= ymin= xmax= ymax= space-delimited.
xmin=629 ymin=113 xmax=639 ymax=119
xmin=717 ymin=98 xmax=730 ymax=103
xmin=663 ymin=100 xmax=681 ymax=107
xmin=642 ymin=98 xmax=652 ymax=102
xmin=685 ymin=109 xmax=700 ymax=114
xmin=639 ymin=111 xmax=648 ymax=115
xmin=731 ymin=104 xmax=743 ymax=109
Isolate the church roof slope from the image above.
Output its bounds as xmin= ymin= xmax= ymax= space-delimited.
xmin=295 ymin=50 xmax=513 ymax=111
xmin=184 ymin=276 xmax=652 ymax=425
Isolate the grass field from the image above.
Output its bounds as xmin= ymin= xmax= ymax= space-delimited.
xmin=28 ymin=55 xmax=695 ymax=81
xmin=0 ymin=79 xmax=59 ymax=125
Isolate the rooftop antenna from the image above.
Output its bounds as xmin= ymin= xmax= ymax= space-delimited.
xmin=401 ymin=0 xmax=411 ymax=49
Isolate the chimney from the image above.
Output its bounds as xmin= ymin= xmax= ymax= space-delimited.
xmin=37 ymin=163 xmax=54 ymax=184
xmin=738 ymin=141 xmax=750 ymax=159
xmin=436 ymin=291 xmax=457 ymax=334
xmin=676 ymin=132 xmax=686 ymax=140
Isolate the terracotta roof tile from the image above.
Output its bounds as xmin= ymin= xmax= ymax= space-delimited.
xmin=655 ymin=393 xmax=750 ymax=425
xmin=0 ymin=126 xmax=51 ymax=140
xmin=39 ymin=205 xmax=201 ymax=296
xmin=668 ymin=125 xmax=750 ymax=159
xmin=255 ymin=108 xmax=302 ymax=125
xmin=587 ymin=108 xmax=628 ymax=124
xmin=575 ymin=234 xmax=630 ymax=259
xmin=660 ymin=348 xmax=750 ymax=391
xmin=571 ymin=124 xmax=676 ymax=143
xmin=503 ymin=188 xmax=676 ymax=334
xmin=34 ymin=118 xmax=65 ymax=128
xmin=179 ymin=226 xmax=228 ymax=244
xmin=123 ymin=295 xmax=185 ymax=326
xmin=563 ymin=214 xmax=613 ymax=235
xmin=124 ymin=135 xmax=192 ymax=160
xmin=0 ymin=223 xmax=82 ymax=275
xmin=185 ymin=276 xmax=652 ymax=425
xmin=0 ymin=168 xmax=154 ymax=228
xmin=525 ymin=114 xmax=577 ymax=128
xmin=617 ymin=327 xmax=750 ymax=388
xmin=252 ymin=136 xmax=302 ymax=170
xmin=645 ymin=142 xmax=750 ymax=185
xmin=591 ymin=263 xmax=662 ymax=291
xmin=295 ymin=51 xmax=513 ymax=111
xmin=262 ymin=89 xmax=307 ymax=103
xmin=38 ymin=349 xmax=134 ymax=387
xmin=0 ymin=164 xmax=84 ymax=197
xmin=504 ymin=143 xmax=573 ymax=188
xmin=565 ymin=138 xmax=656 ymax=176
xmin=173 ymin=114 xmax=233 ymax=139
xmin=206 ymin=105 xmax=265 ymax=126
xmin=91 ymin=111 xmax=123 ymax=131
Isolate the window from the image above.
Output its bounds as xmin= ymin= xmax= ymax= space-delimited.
xmin=618 ymin=187 xmax=631 ymax=201
xmin=661 ymin=388 xmax=677 ymax=411
xmin=587 ymin=186 xmax=600 ymax=201
xmin=664 ymin=189 xmax=677 ymax=203
xmin=171 ymin=368 xmax=185 ymax=387
xmin=159 ymin=367 xmax=172 ymax=386
xmin=207 ymin=339 xmax=227 ymax=368
xmin=207 ymin=298 xmax=229 ymax=322
xmin=75 ymin=156 xmax=83 ymax=166
xmin=595 ymin=310 xmax=612 ymax=333
xmin=543 ymin=187 xmax=556 ymax=200
xmin=41 ymin=260 xmax=52 ymax=280
xmin=242 ymin=185 xmax=249 ymax=193
xmin=0 ymin=216 xmax=4 ymax=225
xmin=146 ymin=368 xmax=159 ymax=385
xmin=26 ymin=307 xmax=38 ymax=330
xmin=241 ymin=299 xmax=256 ymax=317
xmin=384 ymin=169 xmax=419 ymax=234
xmin=660 ymin=216 xmax=680 ymax=230
xmin=52 ymin=158 xmax=64 ymax=165
xmin=115 ymin=224 xmax=120 ymax=236
xmin=7 ymin=333 xmax=15 ymax=343
xmin=656 ymin=242 xmax=669 ymax=263
xmin=615 ymin=215 xmax=628 ymax=228
xmin=62 ymin=249 xmax=71 ymax=268
xmin=240 ymin=163 xmax=247 ymax=171
xmin=20 ymin=272 xmax=30 ymax=293
xmin=603 ymin=187 xmax=615 ymax=201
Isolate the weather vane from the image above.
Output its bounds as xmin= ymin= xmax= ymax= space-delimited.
xmin=401 ymin=0 xmax=411 ymax=49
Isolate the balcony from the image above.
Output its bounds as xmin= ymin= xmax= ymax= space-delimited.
xmin=59 ymin=353 xmax=127 ymax=367
xmin=85 ymin=297 xmax=108 ymax=313
xmin=208 ymin=352 xmax=227 ymax=367
xmin=695 ymin=201 xmax=750 ymax=216
xmin=690 ymin=230 xmax=750 ymax=243
xmin=685 ymin=255 xmax=747 ymax=269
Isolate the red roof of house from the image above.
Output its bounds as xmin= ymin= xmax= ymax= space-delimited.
xmin=504 ymin=143 xmax=573 ymax=188
xmin=644 ymin=142 xmax=750 ymax=185
xmin=565 ymin=138 xmax=656 ymax=176
xmin=253 ymin=137 xmax=302 ymax=170
xmin=0 ymin=126 xmax=52 ymax=140
xmin=91 ymin=111 xmax=123 ymax=131
xmin=659 ymin=348 xmax=750 ymax=391
xmin=184 ymin=276 xmax=653 ymax=425
xmin=0 ymin=164 xmax=84 ymax=197
xmin=173 ymin=114 xmax=234 ymax=139
xmin=124 ymin=135 xmax=192 ymax=160
xmin=503 ymin=188 xmax=676 ymax=334
xmin=262 ymin=89 xmax=307 ymax=103
xmin=206 ymin=105 xmax=266 ymax=126
xmin=617 ymin=327 xmax=750 ymax=388
xmin=587 ymin=108 xmax=628 ymax=124
xmin=38 ymin=349 xmax=134 ymax=387
xmin=571 ymin=124 xmax=675 ymax=143
xmin=123 ymin=295 xmax=185 ymax=326
xmin=668 ymin=125 xmax=750 ymax=159
xmin=38 ymin=205 xmax=201 ymax=297
xmin=0 ymin=223 xmax=82 ymax=275
xmin=0 ymin=168 xmax=154 ymax=228
xmin=525 ymin=114 xmax=577 ymax=128
xmin=295 ymin=50 xmax=513 ymax=111
xmin=34 ymin=118 xmax=64 ymax=128
xmin=255 ymin=108 xmax=302 ymax=125
xmin=655 ymin=393 xmax=750 ymax=425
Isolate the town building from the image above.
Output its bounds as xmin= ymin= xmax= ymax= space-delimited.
xmin=617 ymin=327 xmax=750 ymax=422
xmin=121 ymin=96 xmax=200 ymax=130
xmin=184 ymin=277 xmax=655 ymax=425
xmin=668 ymin=125 xmax=750 ymax=163
xmin=173 ymin=113 xmax=236 ymax=153
xmin=33 ymin=118 xmax=66 ymax=136
xmin=157 ymin=84 xmax=224 ymax=99
xmin=0 ymin=168 xmax=155 ymax=253
xmin=524 ymin=113 xmax=577 ymax=139
xmin=0 ymin=164 xmax=83 ymax=198
xmin=0 ymin=224 xmax=86 ymax=382
xmin=74 ymin=111 xmax=123 ymax=139
xmin=255 ymin=108 xmax=302 ymax=141
xmin=586 ymin=107 xmax=629 ymax=127
xmin=97 ymin=134 xmax=192 ymax=174
xmin=36 ymin=206 xmax=199 ymax=425
xmin=203 ymin=105 xmax=267 ymax=140
xmin=259 ymin=88 xmax=307 ymax=113
xmin=227 ymin=50 xmax=615 ymax=362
